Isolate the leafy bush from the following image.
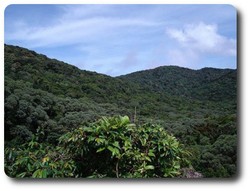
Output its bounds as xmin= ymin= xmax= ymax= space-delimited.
xmin=5 ymin=135 xmax=76 ymax=178
xmin=5 ymin=116 xmax=191 ymax=178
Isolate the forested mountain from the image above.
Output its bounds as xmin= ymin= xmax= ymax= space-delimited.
xmin=119 ymin=65 xmax=237 ymax=102
xmin=4 ymin=44 xmax=237 ymax=178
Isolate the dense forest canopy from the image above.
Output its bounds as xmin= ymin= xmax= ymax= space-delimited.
xmin=4 ymin=44 xmax=237 ymax=178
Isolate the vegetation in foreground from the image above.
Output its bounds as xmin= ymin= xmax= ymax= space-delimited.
xmin=5 ymin=116 xmax=192 ymax=178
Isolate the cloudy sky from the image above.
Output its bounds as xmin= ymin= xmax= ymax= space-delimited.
xmin=4 ymin=4 xmax=236 ymax=76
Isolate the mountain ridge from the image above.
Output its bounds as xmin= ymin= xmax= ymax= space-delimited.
xmin=5 ymin=43 xmax=236 ymax=78
xmin=5 ymin=44 xmax=236 ymax=103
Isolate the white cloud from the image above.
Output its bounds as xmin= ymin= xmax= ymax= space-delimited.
xmin=58 ymin=4 xmax=115 ymax=21
xmin=6 ymin=15 xmax=160 ymax=48
xmin=166 ymin=22 xmax=236 ymax=56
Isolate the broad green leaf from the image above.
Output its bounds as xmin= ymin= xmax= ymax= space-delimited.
xmin=17 ymin=172 xmax=27 ymax=178
xmin=145 ymin=156 xmax=152 ymax=162
xmin=145 ymin=165 xmax=155 ymax=170
xmin=27 ymin=163 xmax=32 ymax=171
xmin=41 ymin=169 xmax=47 ymax=178
xmin=112 ymin=141 xmax=120 ymax=149
xmin=120 ymin=116 xmax=130 ymax=125
xmin=107 ymin=146 xmax=115 ymax=153
xmin=96 ymin=147 xmax=106 ymax=153
xmin=32 ymin=169 xmax=41 ymax=178
xmin=148 ymin=150 xmax=155 ymax=157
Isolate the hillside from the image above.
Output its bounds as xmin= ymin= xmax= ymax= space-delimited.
xmin=119 ymin=65 xmax=237 ymax=102
xmin=5 ymin=44 xmax=136 ymax=103
xmin=4 ymin=44 xmax=237 ymax=178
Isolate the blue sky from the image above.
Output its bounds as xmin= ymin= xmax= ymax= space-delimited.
xmin=4 ymin=4 xmax=236 ymax=76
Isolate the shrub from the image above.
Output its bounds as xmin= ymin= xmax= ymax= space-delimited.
xmin=58 ymin=116 xmax=191 ymax=178
xmin=5 ymin=116 xmax=191 ymax=178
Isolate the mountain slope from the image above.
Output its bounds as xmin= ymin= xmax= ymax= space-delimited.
xmin=119 ymin=65 xmax=237 ymax=102
xmin=5 ymin=44 xmax=136 ymax=103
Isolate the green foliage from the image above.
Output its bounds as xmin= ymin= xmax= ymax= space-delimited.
xmin=59 ymin=116 xmax=191 ymax=178
xmin=170 ymin=115 xmax=237 ymax=177
xmin=198 ymin=134 xmax=237 ymax=177
xmin=5 ymin=116 xmax=190 ymax=178
xmin=5 ymin=134 xmax=76 ymax=178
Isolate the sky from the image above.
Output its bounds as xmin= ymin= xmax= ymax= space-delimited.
xmin=4 ymin=4 xmax=237 ymax=76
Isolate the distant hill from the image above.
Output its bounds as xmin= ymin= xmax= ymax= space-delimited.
xmin=4 ymin=44 xmax=237 ymax=177
xmin=119 ymin=65 xmax=237 ymax=102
